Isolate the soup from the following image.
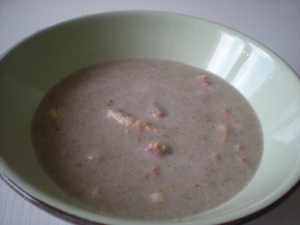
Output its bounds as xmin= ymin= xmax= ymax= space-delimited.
xmin=31 ymin=59 xmax=263 ymax=220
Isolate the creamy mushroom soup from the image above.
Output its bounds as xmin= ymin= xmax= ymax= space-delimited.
xmin=31 ymin=59 xmax=263 ymax=220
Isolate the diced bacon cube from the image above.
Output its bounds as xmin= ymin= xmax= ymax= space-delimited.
xmin=199 ymin=76 xmax=211 ymax=88
xmin=151 ymin=167 xmax=160 ymax=177
xmin=240 ymin=157 xmax=247 ymax=162
xmin=222 ymin=107 xmax=239 ymax=124
xmin=150 ymin=108 xmax=165 ymax=118
xmin=49 ymin=109 xmax=60 ymax=120
xmin=144 ymin=142 xmax=170 ymax=156
xmin=87 ymin=152 xmax=103 ymax=161
xmin=234 ymin=144 xmax=243 ymax=150
xmin=92 ymin=188 xmax=103 ymax=200
xmin=149 ymin=192 xmax=165 ymax=204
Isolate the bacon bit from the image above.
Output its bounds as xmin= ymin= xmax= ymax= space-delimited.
xmin=145 ymin=142 xmax=170 ymax=156
xmin=216 ymin=124 xmax=229 ymax=144
xmin=49 ymin=109 xmax=60 ymax=120
xmin=150 ymin=108 xmax=165 ymax=118
xmin=222 ymin=107 xmax=239 ymax=124
xmin=87 ymin=152 xmax=103 ymax=161
xmin=211 ymin=153 xmax=220 ymax=161
xmin=199 ymin=76 xmax=211 ymax=88
xmin=92 ymin=188 xmax=103 ymax=200
xmin=234 ymin=144 xmax=243 ymax=150
xmin=151 ymin=167 xmax=160 ymax=177
xmin=149 ymin=192 xmax=165 ymax=204
xmin=107 ymin=109 xmax=172 ymax=136
xmin=240 ymin=157 xmax=247 ymax=163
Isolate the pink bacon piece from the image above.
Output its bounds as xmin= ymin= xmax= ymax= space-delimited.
xmin=199 ymin=76 xmax=211 ymax=88
xmin=87 ymin=152 xmax=103 ymax=162
xmin=240 ymin=157 xmax=247 ymax=163
xmin=150 ymin=107 xmax=165 ymax=119
xmin=234 ymin=143 xmax=243 ymax=150
xmin=222 ymin=107 xmax=239 ymax=124
xmin=144 ymin=142 xmax=170 ymax=157
xmin=151 ymin=167 xmax=160 ymax=177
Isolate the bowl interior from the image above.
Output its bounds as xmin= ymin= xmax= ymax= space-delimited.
xmin=0 ymin=11 xmax=300 ymax=225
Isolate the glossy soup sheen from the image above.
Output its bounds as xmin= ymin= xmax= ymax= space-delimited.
xmin=31 ymin=59 xmax=263 ymax=220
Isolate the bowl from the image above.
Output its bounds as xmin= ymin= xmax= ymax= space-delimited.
xmin=0 ymin=11 xmax=300 ymax=225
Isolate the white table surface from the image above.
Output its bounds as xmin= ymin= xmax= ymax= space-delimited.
xmin=1 ymin=1 xmax=300 ymax=224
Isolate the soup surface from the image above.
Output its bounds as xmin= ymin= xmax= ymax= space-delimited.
xmin=32 ymin=59 xmax=263 ymax=220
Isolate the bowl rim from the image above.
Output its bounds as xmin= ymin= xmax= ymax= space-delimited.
xmin=0 ymin=10 xmax=299 ymax=225
xmin=1 ymin=169 xmax=299 ymax=225
xmin=1 ymin=10 xmax=299 ymax=78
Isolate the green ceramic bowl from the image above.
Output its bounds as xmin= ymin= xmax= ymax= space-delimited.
xmin=0 ymin=11 xmax=299 ymax=225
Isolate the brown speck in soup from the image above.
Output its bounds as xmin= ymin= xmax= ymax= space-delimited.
xmin=107 ymin=99 xmax=113 ymax=106
xmin=211 ymin=153 xmax=220 ymax=161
